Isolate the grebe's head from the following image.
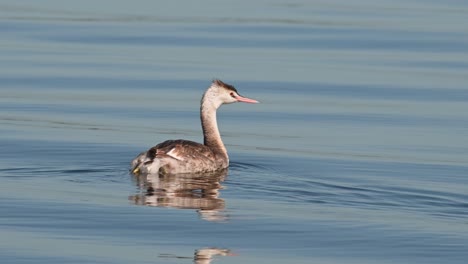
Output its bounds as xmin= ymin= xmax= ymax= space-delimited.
xmin=203 ymin=79 xmax=259 ymax=108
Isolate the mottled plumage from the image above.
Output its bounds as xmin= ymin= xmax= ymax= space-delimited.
xmin=132 ymin=140 xmax=227 ymax=175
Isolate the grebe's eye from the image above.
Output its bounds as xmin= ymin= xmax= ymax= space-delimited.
xmin=230 ymin=92 xmax=236 ymax=98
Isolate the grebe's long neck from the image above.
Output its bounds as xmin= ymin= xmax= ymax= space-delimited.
xmin=200 ymin=94 xmax=228 ymax=160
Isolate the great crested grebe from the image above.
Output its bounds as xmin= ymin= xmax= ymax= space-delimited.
xmin=131 ymin=79 xmax=258 ymax=175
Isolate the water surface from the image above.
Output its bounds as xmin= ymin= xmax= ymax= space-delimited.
xmin=1 ymin=1 xmax=468 ymax=263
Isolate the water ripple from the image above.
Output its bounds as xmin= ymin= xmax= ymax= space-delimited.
xmin=228 ymin=156 xmax=468 ymax=221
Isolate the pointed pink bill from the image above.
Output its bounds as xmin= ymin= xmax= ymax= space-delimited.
xmin=234 ymin=94 xmax=259 ymax=103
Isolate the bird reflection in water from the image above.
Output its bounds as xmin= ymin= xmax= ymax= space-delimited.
xmin=129 ymin=169 xmax=229 ymax=222
xmin=159 ymin=247 xmax=234 ymax=264
xmin=194 ymin=248 xmax=234 ymax=264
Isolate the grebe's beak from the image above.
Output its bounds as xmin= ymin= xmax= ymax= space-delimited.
xmin=234 ymin=94 xmax=259 ymax=103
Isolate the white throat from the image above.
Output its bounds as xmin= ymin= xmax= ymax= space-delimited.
xmin=200 ymin=87 xmax=228 ymax=159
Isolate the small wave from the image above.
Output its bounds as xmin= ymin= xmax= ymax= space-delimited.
xmin=229 ymin=161 xmax=269 ymax=172
xmin=0 ymin=164 xmax=129 ymax=184
xmin=227 ymin=157 xmax=468 ymax=221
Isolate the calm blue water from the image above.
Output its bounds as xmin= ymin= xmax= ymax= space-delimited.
xmin=1 ymin=1 xmax=468 ymax=263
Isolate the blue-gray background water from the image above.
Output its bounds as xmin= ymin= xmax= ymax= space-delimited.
xmin=1 ymin=1 xmax=468 ymax=263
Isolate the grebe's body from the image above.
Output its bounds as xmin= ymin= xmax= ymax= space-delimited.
xmin=131 ymin=80 xmax=258 ymax=175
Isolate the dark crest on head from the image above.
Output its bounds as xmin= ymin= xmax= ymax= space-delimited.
xmin=213 ymin=79 xmax=237 ymax=93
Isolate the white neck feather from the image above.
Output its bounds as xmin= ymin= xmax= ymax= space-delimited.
xmin=200 ymin=87 xmax=228 ymax=159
